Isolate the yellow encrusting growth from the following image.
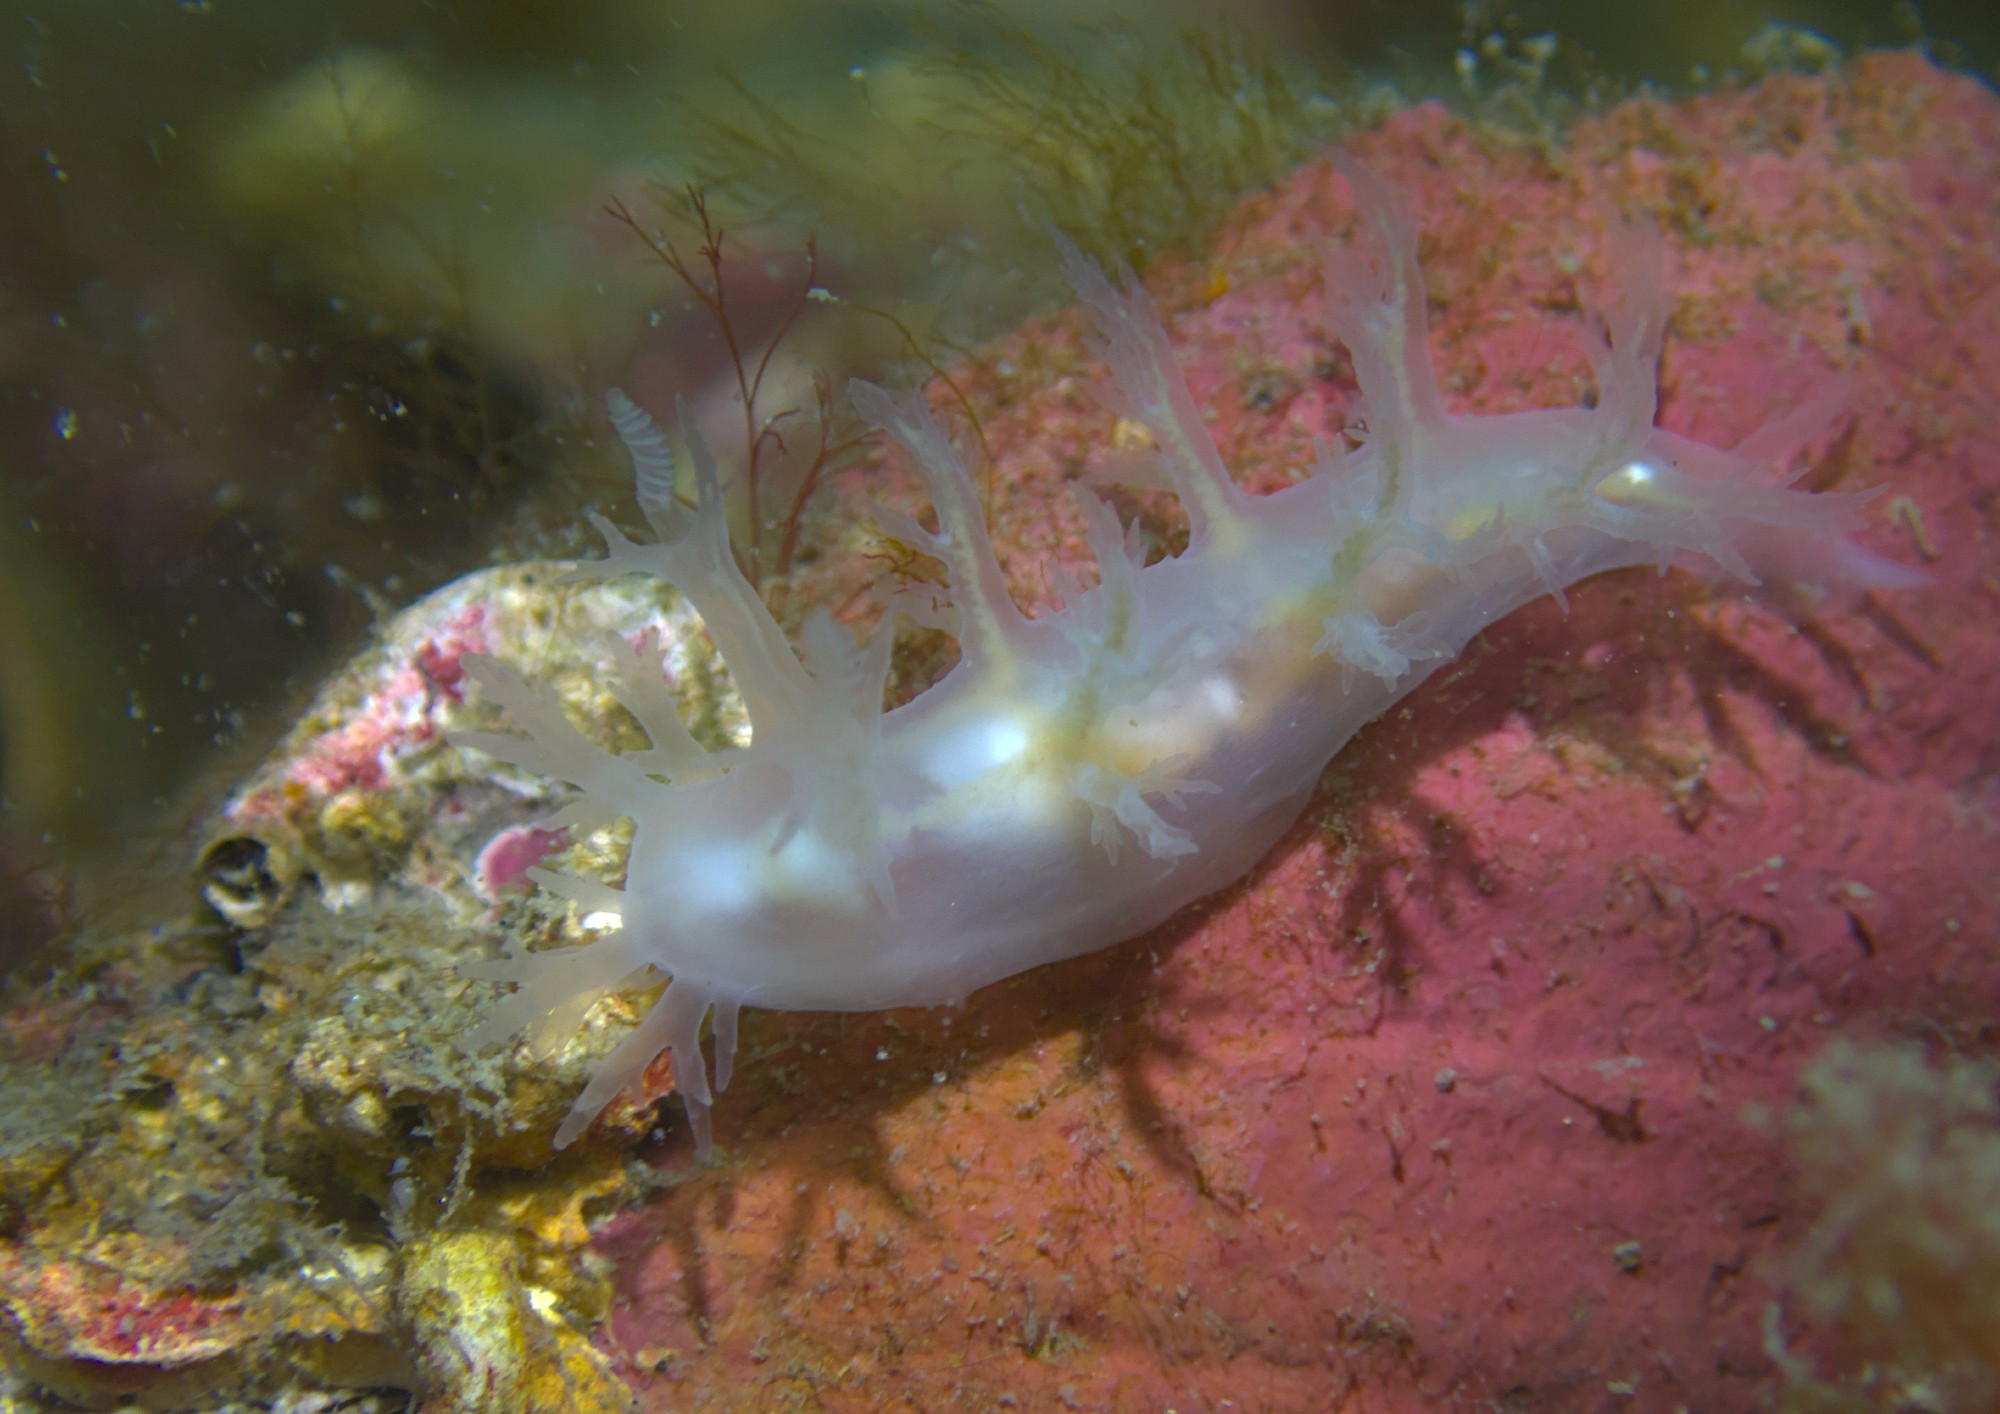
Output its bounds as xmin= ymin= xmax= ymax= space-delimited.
xmin=1769 ymin=1041 xmax=2000 ymax=1411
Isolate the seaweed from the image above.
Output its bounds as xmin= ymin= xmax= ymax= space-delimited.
xmin=605 ymin=187 xmax=869 ymax=596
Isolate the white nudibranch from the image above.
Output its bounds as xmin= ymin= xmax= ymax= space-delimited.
xmin=453 ymin=153 xmax=1912 ymax=1157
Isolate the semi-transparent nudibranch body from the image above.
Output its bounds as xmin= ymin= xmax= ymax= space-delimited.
xmin=454 ymin=155 xmax=1913 ymax=1154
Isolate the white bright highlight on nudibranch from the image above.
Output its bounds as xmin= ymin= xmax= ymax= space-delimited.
xmin=1199 ymin=674 xmax=1246 ymax=721
xmin=1595 ymin=459 xmax=1667 ymax=505
xmin=976 ymin=717 xmax=1030 ymax=768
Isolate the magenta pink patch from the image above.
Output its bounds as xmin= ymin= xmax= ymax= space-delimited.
xmin=415 ymin=604 xmax=489 ymax=700
xmin=473 ymin=825 xmax=568 ymax=902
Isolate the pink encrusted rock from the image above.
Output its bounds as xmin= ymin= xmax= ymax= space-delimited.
xmin=194 ymin=564 xmax=745 ymax=929
xmin=0 ymin=1244 xmax=258 ymax=1404
xmin=580 ymin=53 xmax=1998 ymax=1411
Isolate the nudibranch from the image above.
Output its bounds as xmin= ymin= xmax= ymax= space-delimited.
xmin=454 ymin=156 xmax=1912 ymax=1154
